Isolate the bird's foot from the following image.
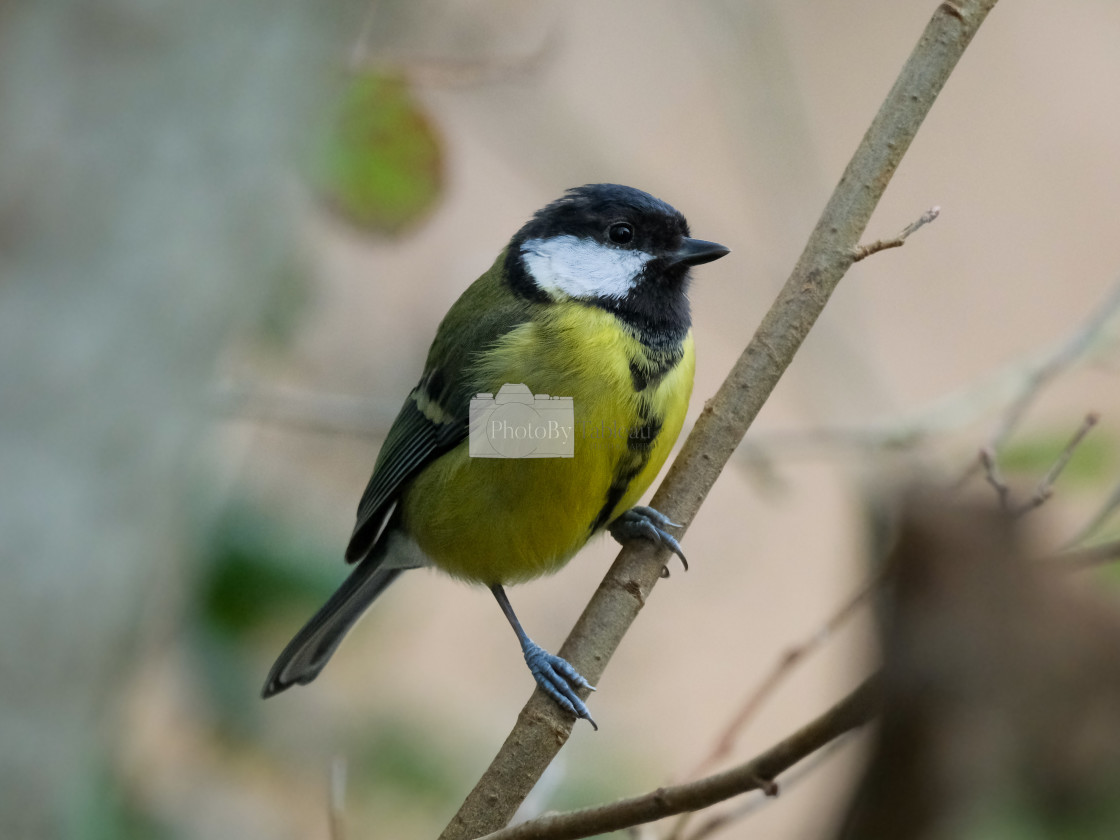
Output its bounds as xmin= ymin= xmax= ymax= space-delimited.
xmin=522 ymin=641 xmax=597 ymax=730
xmin=609 ymin=505 xmax=688 ymax=573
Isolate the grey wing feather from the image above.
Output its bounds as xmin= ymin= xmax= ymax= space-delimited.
xmin=345 ymin=393 xmax=468 ymax=563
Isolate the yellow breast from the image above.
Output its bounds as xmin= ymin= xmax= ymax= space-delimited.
xmin=399 ymin=304 xmax=694 ymax=585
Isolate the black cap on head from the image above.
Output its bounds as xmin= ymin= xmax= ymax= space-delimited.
xmin=513 ymin=184 xmax=691 ymax=255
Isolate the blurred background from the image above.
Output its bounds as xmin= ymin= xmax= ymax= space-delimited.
xmin=3 ymin=1 xmax=1120 ymax=838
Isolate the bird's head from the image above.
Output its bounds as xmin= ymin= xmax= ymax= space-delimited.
xmin=506 ymin=184 xmax=729 ymax=343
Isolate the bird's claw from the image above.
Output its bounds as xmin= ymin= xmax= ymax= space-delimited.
xmin=609 ymin=505 xmax=688 ymax=572
xmin=523 ymin=642 xmax=597 ymax=730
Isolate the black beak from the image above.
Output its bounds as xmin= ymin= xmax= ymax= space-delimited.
xmin=671 ymin=237 xmax=731 ymax=267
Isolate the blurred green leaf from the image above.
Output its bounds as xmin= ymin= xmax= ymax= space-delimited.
xmin=199 ymin=501 xmax=338 ymax=640
xmin=189 ymin=501 xmax=340 ymax=736
xmin=77 ymin=758 xmax=165 ymax=840
xmin=317 ymin=72 xmax=443 ymax=234
xmin=964 ymin=778 xmax=1120 ymax=840
xmin=352 ymin=719 xmax=465 ymax=806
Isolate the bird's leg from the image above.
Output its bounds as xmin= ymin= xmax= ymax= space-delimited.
xmin=490 ymin=584 xmax=597 ymax=729
xmin=609 ymin=505 xmax=688 ymax=573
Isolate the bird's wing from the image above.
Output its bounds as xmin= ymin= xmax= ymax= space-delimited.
xmin=344 ymin=257 xmax=538 ymax=563
xmin=344 ymin=390 xmax=468 ymax=562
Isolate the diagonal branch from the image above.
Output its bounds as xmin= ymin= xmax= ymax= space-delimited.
xmin=439 ymin=3 xmax=1001 ymax=837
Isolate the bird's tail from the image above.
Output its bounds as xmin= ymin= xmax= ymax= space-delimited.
xmin=261 ymin=557 xmax=405 ymax=698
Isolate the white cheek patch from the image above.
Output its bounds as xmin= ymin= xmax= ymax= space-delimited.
xmin=520 ymin=235 xmax=654 ymax=300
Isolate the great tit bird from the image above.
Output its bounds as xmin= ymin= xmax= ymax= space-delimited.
xmin=262 ymin=184 xmax=729 ymax=727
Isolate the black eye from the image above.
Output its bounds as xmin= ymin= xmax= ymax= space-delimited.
xmin=607 ymin=222 xmax=634 ymax=245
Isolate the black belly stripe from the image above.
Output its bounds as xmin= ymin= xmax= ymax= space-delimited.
xmin=629 ymin=344 xmax=684 ymax=393
xmin=590 ymin=341 xmax=683 ymax=534
xmin=590 ymin=451 xmax=647 ymax=533
xmin=627 ymin=414 xmax=662 ymax=451
xmin=588 ymin=406 xmax=664 ymax=533
xmin=629 ymin=361 xmax=649 ymax=393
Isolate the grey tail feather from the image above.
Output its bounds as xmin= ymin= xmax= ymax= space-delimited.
xmin=261 ymin=558 xmax=405 ymax=698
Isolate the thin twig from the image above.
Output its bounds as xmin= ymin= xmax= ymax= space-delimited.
xmin=667 ymin=574 xmax=880 ymax=840
xmin=960 ymin=280 xmax=1120 ymax=485
xmin=347 ymin=0 xmax=380 ymax=71
xmin=740 ymin=276 xmax=1120 ymax=469
xmin=328 ymin=755 xmax=347 ymax=840
xmin=979 ymin=447 xmax=1012 ymax=513
xmin=683 ymin=573 xmax=882 ymax=782
xmin=1013 ymin=412 xmax=1099 ymax=516
xmin=681 ymin=734 xmax=857 ymax=840
xmin=1062 ymin=539 xmax=1120 ymax=570
xmin=1068 ymin=478 xmax=1120 ymax=546
xmin=347 ymin=0 xmax=558 ymax=83
xmin=351 ymin=28 xmax=560 ymax=87
xmin=476 ymin=677 xmax=881 ymax=840
xmin=851 ymin=206 xmax=940 ymax=262
xmin=978 ymin=413 xmax=1100 ymax=517
xmin=212 ymin=383 xmax=393 ymax=438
